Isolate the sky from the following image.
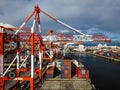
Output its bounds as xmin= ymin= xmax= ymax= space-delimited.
xmin=0 ymin=0 xmax=120 ymax=40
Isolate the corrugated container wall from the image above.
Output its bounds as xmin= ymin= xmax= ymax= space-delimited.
xmin=61 ymin=60 xmax=72 ymax=79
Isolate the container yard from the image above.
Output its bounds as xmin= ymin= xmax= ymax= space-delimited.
xmin=86 ymin=46 xmax=120 ymax=62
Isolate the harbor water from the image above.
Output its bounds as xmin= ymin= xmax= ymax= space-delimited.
xmin=67 ymin=53 xmax=120 ymax=89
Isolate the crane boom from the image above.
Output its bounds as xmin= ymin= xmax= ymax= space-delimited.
xmin=40 ymin=10 xmax=86 ymax=35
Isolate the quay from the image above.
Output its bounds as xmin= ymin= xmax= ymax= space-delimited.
xmin=86 ymin=52 xmax=120 ymax=62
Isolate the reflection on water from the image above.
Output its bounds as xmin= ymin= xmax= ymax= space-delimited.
xmin=67 ymin=53 xmax=120 ymax=89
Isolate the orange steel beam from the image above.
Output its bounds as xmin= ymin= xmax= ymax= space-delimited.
xmin=0 ymin=26 xmax=14 ymax=31
xmin=14 ymin=6 xmax=39 ymax=35
xmin=30 ymin=6 xmax=40 ymax=90
xmin=40 ymin=10 xmax=57 ymax=21
xmin=0 ymin=27 xmax=4 ymax=90
xmin=0 ymin=77 xmax=4 ymax=90
xmin=0 ymin=27 xmax=4 ymax=76
xmin=18 ymin=34 xmax=32 ymax=54
xmin=16 ymin=35 xmax=20 ymax=76
xmin=40 ymin=9 xmax=86 ymax=35
xmin=30 ymin=29 xmax=34 ymax=90
xmin=25 ymin=11 xmax=35 ymax=23
xmin=39 ymin=37 xmax=42 ymax=80
xmin=16 ymin=5 xmax=40 ymax=90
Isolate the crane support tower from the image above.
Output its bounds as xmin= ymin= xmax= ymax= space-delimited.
xmin=0 ymin=5 xmax=42 ymax=90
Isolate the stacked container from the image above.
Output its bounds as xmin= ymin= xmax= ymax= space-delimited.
xmin=45 ymin=66 xmax=55 ymax=78
xmin=76 ymin=66 xmax=89 ymax=79
xmin=61 ymin=60 xmax=72 ymax=79
xmin=84 ymin=66 xmax=89 ymax=78
xmin=55 ymin=60 xmax=61 ymax=71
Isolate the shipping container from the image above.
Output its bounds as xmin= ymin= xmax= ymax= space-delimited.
xmin=84 ymin=66 xmax=89 ymax=79
xmin=45 ymin=74 xmax=54 ymax=78
xmin=60 ymin=60 xmax=72 ymax=79
xmin=46 ymin=66 xmax=55 ymax=75
xmin=79 ymin=67 xmax=86 ymax=75
xmin=76 ymin=66 xmax=89 ymax=79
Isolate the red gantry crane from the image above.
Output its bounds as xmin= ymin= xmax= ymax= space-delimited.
xmin=0 ymin=5 xmax=42 ymax=90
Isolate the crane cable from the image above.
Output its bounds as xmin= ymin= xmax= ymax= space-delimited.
xmin=40 ymin=9 xmax=86 ymax=36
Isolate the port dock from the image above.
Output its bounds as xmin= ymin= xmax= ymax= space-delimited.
xmin=87 ymin=52 xmax=120 ymax=62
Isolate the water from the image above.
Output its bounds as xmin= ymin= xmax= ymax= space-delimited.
xmin=84 ymin=41 xmax=120 ymax=46
xmin=68 ymin=53 xmax=120 ymax=89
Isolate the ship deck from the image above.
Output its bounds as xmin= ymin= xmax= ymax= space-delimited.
xmin=41 ymin=75 xmax=94 ymax=90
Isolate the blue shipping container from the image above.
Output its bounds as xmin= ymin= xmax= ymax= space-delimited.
xmin=60 ymin=74 xmax=64 ymax=78
xmin=61 ymin=70 xmax=64 ymax=75
xmin=61 ymin=61 xmax=64 ymax=66
xmin=64 ymin=66 xmax=68 ymax=70
xmin=46 ymin=74 xmax=54 ymax=78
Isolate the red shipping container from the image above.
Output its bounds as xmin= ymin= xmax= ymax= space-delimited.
xmin=67 ymin=62 xmax=71 ymax=66
xmin=85 ymin=74 xmax=89 ymax=79
xmin=77 ymin=75 xmax=83 ymax=78
xmin=76 ymin=67 xmax=78 ymax=74
xmin=64 ymin=70 xmax=68 ymax=75
xmin=46 ymin=67 xmax=55 ymax=74
xmin=61 ymin=66 xmax=64 ymax=70
xmin=64 ymin=61 xmax=68 ymax=66
xmin=76 ymin=66 xmax=90 ymax=79
xmin=76 ymin=67 xmax=83 ymax=78
xmin=84 ymin=66 xmax=89 ymax=78
xmin=64 ymin=73 xmax=72 ymax=79
xmin=76 ymin=67 xmax=82 ymax=73
xmin=64 ymin=70 xmax=71 ymax=74
xmin=76 ymin=67 xmax=79 ymax=75
xmin=64 ymin=60 xmax=71 ymax=66
xmin=67 ymin=74 xmax=72 ymax=79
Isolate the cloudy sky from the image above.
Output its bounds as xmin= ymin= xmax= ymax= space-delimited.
xmin=0 ymin=0 xmax=120 ymax=40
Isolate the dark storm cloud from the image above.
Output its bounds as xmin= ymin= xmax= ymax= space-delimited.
xmin=0 ymin=0 xmax=120 ymax=39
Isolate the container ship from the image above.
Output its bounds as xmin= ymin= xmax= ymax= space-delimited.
xmin=41 ymin=57 xmax=95 ymax=90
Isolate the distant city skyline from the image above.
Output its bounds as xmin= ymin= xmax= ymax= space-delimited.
xmin=0 ymin=0 xmax=120 ymax=40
